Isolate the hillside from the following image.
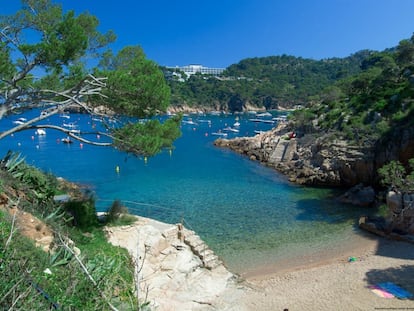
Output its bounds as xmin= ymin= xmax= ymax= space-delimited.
xmin=165 ymin=50 xmax=371 ymax=111
xmin=0 ymin=152 xmax=139 ymax=310
xmin=215 ymin=34 xmax=414 ymax=189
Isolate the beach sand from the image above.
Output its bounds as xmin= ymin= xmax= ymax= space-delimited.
xmin=237 ymin=233 xmax=414 ymax=311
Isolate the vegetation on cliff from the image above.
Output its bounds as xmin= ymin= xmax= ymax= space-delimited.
xmin=291 ymin=34 xmax=414 ymax=146
xmin=0 ymin=152 xmax=142 ymax=310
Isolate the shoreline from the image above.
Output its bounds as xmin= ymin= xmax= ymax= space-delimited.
xmin=237 ymin=233 xmax=414 ymax=310
xmin=107 ymin=215 xmax=414 ymax=310
xmin=239 ymin=228 xmax=379 ymax=280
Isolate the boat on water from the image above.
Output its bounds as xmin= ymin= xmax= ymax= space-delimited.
xmin=248 ymin=118 xmax=275 ymax=124
xmin=182 ymin=118 xmax=198 ymax=125
xmin=61 ymin=137 xmax=73 ymax=144
xmin=233 ymin=121 xmax=240 ymax=127
xmin=256 ymin=112 xmax=272 ymax=117
xmin=35 ymin=129 xmax=46 ymax=135
xmin=273 ymin=115 xmax=288 ymax=122
xmin=63 ymin=122 xmax=78 ymax=129
xmin=12 ymin=117 xmax=27 ymax=125
xmin=211 ymin=132 xmax=228 ymax=137
xmin=223 ymin=126 xmax=239 ymax=133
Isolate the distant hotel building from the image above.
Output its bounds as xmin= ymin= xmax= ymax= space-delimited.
xmin=167 ymin=64 xmax=225 ymax=77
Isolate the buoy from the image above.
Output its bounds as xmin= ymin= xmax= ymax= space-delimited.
xmin=80 ymin=143 xmax=83 ymax=148
xmin=31 ymin=135 xmax=34 ymax=140
xmin=96 ymin=134 xmax=100 ymax=139
xmin=115 ymin=165 xmax=120 ymax=173
xmin=144 ymin=157 xmax=148 ymax=164
xmin=169 ymin=149 xmax=172 ymax=156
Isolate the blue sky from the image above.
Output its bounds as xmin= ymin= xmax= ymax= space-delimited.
xmin=4 ymin=0 xmax=414 ymax=68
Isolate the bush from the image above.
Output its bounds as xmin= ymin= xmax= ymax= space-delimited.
xmin=105 ymin=200 xmax=137 ymax=226
xmin=64 ymin=197 xmax=98 ymax=229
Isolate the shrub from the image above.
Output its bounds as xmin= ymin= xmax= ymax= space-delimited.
xmin=64 ymin=197 xmax=98 ymax=229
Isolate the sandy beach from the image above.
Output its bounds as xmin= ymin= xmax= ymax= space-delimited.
xmin=238 ymin=233 xmax=414 ymax=311
xmin=107 ymin=218 xmax=414 ymax=311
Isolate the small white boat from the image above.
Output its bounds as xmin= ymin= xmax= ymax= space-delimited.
xmin=273 ymin=115 xmax=288 ymax=122
xmin=35 ymin=129 xmax=46 ymax=135
xmin=13 ymin=117 xmax=27 ymax=125
xmin=60 ymin=114 xmax=70 ymax=119
xmin=256 ymin=112 xmax=272 ymax=117
xmin=182 ymin=118 xmax=198 ymax=125
xmin=211 ymin=132 xmax=228 ymax=137
xmin=209 ymin=111 xmax=221 ymax=116
xmin=248 ymin=118 xmax=275 ymax=124
xmin=223 ymin=127 xmax=239 ymax=133
xmin=61 ymin=137 xmax=73 ymax=144
xmin=233 ymin=121 xmax=240 ymax=127
xmin=63 ymin=122 xmax=78 ymax=129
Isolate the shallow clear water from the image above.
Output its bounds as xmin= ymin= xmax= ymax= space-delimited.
xmin=0 ymin=110 xmax=373 ymax=273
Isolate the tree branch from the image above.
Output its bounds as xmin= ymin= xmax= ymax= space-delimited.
xmin=29 ymin=124 xmax=114 ymax=146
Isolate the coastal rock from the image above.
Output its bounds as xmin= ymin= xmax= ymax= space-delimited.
xmin=387 ymin=191 xmax=414 ymax=234
xmin=337 ymin=184 xmax=376 ymax=207
xmin=214 ymin=122 xmax=414 ymax=188
xmin=104 ymin=217 xmax=247 ymax=311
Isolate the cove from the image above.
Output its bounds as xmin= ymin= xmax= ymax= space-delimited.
xmin=0 ymin=110 xmax=374 ymax=274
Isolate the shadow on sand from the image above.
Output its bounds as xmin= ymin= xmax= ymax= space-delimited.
xmin=364 ymin=238 xmax=414 ymax=300
xmin=295 ymin=196 xmax=414 ymax=299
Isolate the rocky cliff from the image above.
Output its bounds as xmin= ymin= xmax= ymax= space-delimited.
xmin=214 ymin=123 xmax=414 ymax=188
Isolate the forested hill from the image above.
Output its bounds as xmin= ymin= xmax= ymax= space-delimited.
xmin=291 ymin=34 xmax=414 ymax=146
xmin=165 ymin=50 xmax=372 ymax=111
xmin=213 ymin=34 xmax=414 ymax=188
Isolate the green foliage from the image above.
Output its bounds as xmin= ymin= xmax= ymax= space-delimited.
xmin=104 ymin=200 xmax=136 ymax=226
xmin=378 ymin=159 xmax=414 ymax=192
xmin=64 ymin=197 xmax=98 ymax=229
xmin=1 ymin=1 xmax=182 ymax=159
xmin=94 ymin=46 xmax=171 ymax=118
xmin=165 ymin=52 xmax=368 ymax=110
xmin=0 ymin=161 xmax=139 ymax=310
xmin=287 ymin=34 xmax=414 ymax=146
xmin=113 ymin=114 xmax=182 ymax=156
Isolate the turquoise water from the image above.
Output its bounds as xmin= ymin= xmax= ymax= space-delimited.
xmin=0 ymin=110 xmax=373 ymax=273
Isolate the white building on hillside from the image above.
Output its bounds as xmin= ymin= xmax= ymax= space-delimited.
xmin=167 ymin=64 xmax=225 ymax=77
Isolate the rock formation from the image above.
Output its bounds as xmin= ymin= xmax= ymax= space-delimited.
xmin=214 ymin=123 xmax=414 ymax=189
xmin=105 ymin=217 xmax=247 ymax=311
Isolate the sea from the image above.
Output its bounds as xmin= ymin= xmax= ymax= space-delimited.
xmin=0 ymin=109 xmax=375 ymax=275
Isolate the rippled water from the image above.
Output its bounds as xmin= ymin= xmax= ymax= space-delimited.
xmin=0 ymin=110 xmax=373 ymax=273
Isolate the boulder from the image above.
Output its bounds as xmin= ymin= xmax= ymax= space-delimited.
xmin=338 ymin=184 xmax=376 ymax=207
